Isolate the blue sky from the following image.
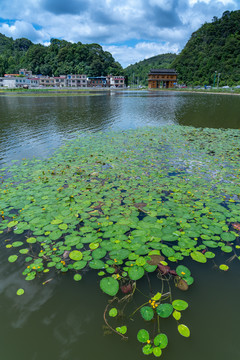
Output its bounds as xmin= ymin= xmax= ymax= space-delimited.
xmin=0 ymin=0 xmax=239 ymax=68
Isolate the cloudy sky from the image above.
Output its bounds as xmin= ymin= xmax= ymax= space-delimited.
xmin=0 ymin=0 xmax=238 ymax=67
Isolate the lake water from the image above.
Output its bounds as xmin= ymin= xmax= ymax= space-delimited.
xmin=0 ymin=90 xmax=240 ymax=360
xmin=1 ymin=91 xmax=240 ymax=166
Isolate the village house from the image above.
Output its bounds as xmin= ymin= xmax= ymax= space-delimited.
xmin=1 ymin=69 xmax=125 ymax=89
xmin=148 ymin=69 xmax=177 ymax=89
xmin=0 ymin=77 xmax=17 ymax=88
xmin=87 ymin=76 xmax=108 ymax=87
xmin=19 ymin=69 xmax=33 ymax=77
xmin=67 ymin=74 xmax=87 ymax=87
xmin=87 ymin=75 xmax=125 ymax=88
xmin=109 ymin=75 xmax=125 ymax=88
xmin=0 ymin=76 xmax=39 ymax=88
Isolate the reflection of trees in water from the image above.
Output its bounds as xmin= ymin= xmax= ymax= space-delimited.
xmin=0 ymin=95 xmax=114 ymax=166
xmin=175 ymin=94 xmax=240 ymax=129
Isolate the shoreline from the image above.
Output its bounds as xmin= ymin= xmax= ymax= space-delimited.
xmin=0 ymin=87 xmax=240 ymax=97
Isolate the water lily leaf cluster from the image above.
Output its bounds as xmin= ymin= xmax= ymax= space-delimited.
xmin=0 ymin=125 xmax=240 ymax=356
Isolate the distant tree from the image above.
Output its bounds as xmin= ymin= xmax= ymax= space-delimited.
xmin=0 ymin=33 xmax=124 ymax=77
xmin=172 ymin=10 xmax=240 ymax=85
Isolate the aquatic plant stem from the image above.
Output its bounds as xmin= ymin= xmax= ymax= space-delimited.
xmin=103 ymin=302 xmax=128 ymax=340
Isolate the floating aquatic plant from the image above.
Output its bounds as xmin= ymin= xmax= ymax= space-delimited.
xmin=0 ymin=125 xmax=240 ymax=356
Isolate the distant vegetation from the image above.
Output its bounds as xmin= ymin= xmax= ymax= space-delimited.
xmin=0 ymin=34 xmax=123 ymax=77
xmin=172 ymin=10 xmax=240 ymax=86
xmin=124 ymin=53 xmax=177 ymax=86
xmin=1 ymin=10 xmax=240 ymax=86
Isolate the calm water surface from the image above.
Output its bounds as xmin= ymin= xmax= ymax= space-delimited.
xmin=0 ymin=91 xmax=240 ymax=360
xmin=1 ymin=91 xmax=240 ymax=166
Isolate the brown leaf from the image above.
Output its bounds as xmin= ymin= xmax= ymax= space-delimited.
xmin=232 ymin=223 xmax=240 ymax=231
xmin=147 ymin=254 xmax=165 ymax=265
xmin=133 ymin=202 xmax=147 ymax=210
xmin=176 ymin=278 xmax=189 ymax=291
xmin=121 ymin=283 xmax=133 ymax=294
xmin=157 ymin=263 xmax=170 ymax=275
xmin=169 ymin=269 xmax=177 ymax=276
xmin=63 ymin=250 xmax=70 ymax=259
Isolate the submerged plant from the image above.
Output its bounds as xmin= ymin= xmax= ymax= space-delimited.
xmin=0 ymin=125 xmax=240 ymax=356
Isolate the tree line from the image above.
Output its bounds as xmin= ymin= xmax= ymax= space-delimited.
xmin=1 ymin=10 xmax=240 ymax=86
xmin=0 ymin=35 xmax=123 ymax=77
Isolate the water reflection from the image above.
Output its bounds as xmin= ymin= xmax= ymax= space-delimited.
xmin=1 ymin=91 xmax=240 ymax=360
xmin=175 ymin=92 xmax=240 ymax=128
xmin=1 ymin=91 xmax=240 ymax=166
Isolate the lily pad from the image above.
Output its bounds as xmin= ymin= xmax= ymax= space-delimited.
xmin=178 ymin=324 xmax=190 ymax=337
xmin=137 ymin=329 xmax=150 ymax=343
xmin=128 ymin=265 xmax=145 ymax=280
xmin=100 ymin=277 xmax=119 ymax=296
xmin=153 ymin=333 xmax=168 ymax=349
xmin=69 ymin=250 xmax=83 ymax=261
xmin=8 ymin=255 xmax=18 ymax=263
xmin=190 ymin=251 xmax=207 ymax=263
xmin=156 ymin=303 xmax=173 ymax=318
xmin=16 ymin=288 xmax=24 ymax=296
xmin=172 ymin=299 xmax=188 ymax=311
xmin=109 ymin=308 xmax=118 ymax=317
xmin=140 ymin=306 xmax=154 ymax=321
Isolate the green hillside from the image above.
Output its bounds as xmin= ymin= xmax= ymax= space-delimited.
xmin=0 ymin=34 xmax=123 ymax=77
xmin=171 ymin=10 xmax=240 ymax=86
xmin=124 ymin=53 xmax=177 ymax=86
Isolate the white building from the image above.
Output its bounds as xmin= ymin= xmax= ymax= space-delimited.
xmin=0 ymin=76 xmax=39 ymax=88
xmin=109 ymin=75 xmax=125 ymax=88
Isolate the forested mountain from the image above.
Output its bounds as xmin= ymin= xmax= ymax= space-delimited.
xmin=124 ymin=53 xmax=177 ymax=86
xmin=172 ymin=10 xmax=240 ymax=86
xmin=0 ymin=34 xmax=123 ymax=77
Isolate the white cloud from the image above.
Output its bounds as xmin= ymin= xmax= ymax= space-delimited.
xmin=0 ymin=21 xmax=49 ymax=42
xmin=103 ymin=41 xmax=180 ymax=68
xmin=0 ymin=0 xmax=238 ymax=66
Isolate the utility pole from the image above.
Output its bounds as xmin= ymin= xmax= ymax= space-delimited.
xmin=213 ymin=71 xmax=217 ymax=87
xmin=217 ymin=73 xmax=221 ymax=88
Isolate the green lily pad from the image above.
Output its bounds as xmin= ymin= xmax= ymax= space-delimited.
xmin=8 ymin=221 xmax=18 ymax=228
xmin=72 ymin=260 xmax=87 ymax=270
xmin=26 ymin=237 xmax=37 ymax=244
xmin=137 ymin=329 xmax=150 ymax=343
xmin=136 ymin=256 xmax=146 ymax=266
xmin=178 ymin=324 xmax=190 ymax=337
xmin=140 ymin=306 xmax=154 ymax=321
xmin=172 ymin=310 xmax=181 ymax=320
xmin=219 ymin=264 xmax=229 ymax=271
xmin=221 ymin=232 xmax=236 ymax=242
xmin=128 ymin=265 xmax=145 ymax=280
xmin=176 ymin=265 xmax=191 ymax=277
xmin=100 ymin=277 xmax=119 ymax=296
xmin=116 ymin=326 xmax=127 ymax=334
xmin=69 ymin=250 xmax=83 ymax=261
xmin=109 ymin=308 xmax=118 ymax=317
xmin=153 ymin=333 xmax=168 ymax=349
xmin=142 ymin=345 xmax=153 ymax=355
xmin=16 ymin=288 xmax=24 ymax=296
xmin=156 ymin=303 xmax=173 ymax=318
xmin=190 ymin=251 xmax=207 ymax=263
xmin=8 ymin=255 xmax=18 ymax=263
xmin=172 ymin=300 xmax=188 ymax=311
xmin=152 ymin=347 xmax=162 ymax=357
xmin=73 ymin=274 xmax=82 ymax=281
xmin=12 ymin=241 xmax=23 ymax=247
xmin=89 ymin=259 xmax=105 ymax=269
xmin=152 ymin=292 xmax=162 ymax=301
